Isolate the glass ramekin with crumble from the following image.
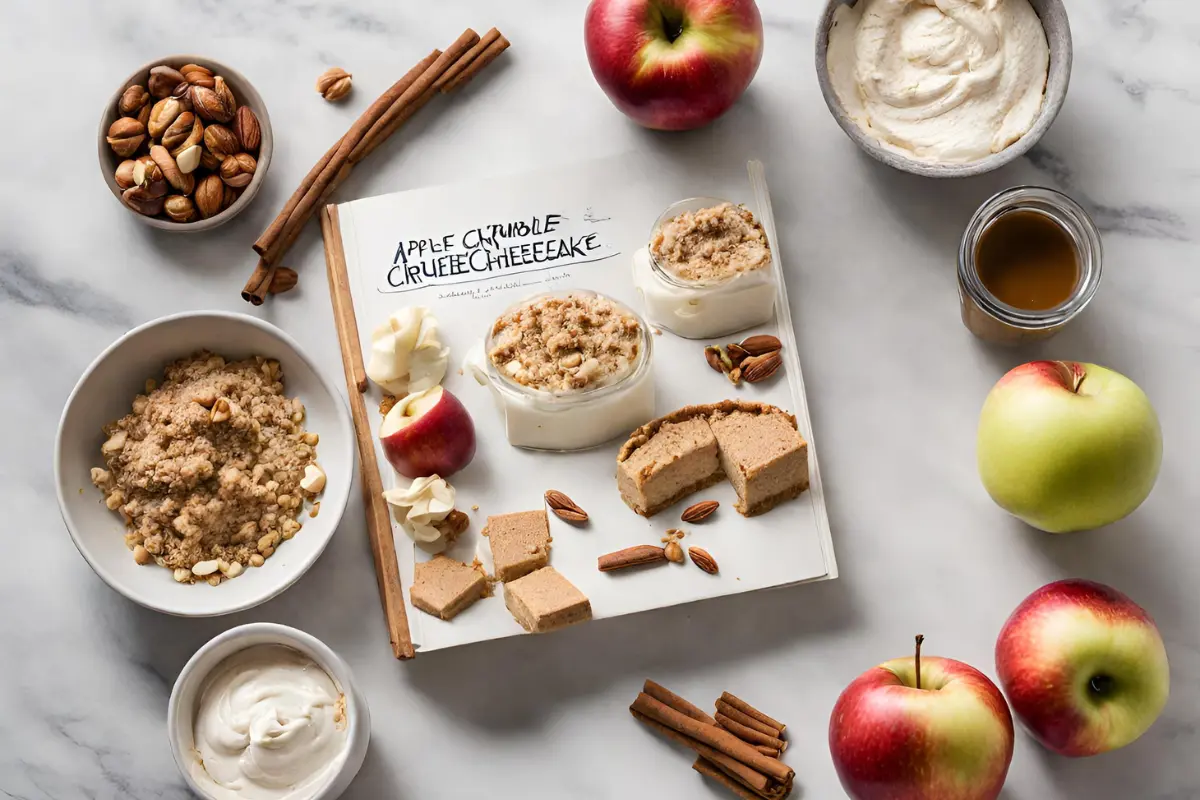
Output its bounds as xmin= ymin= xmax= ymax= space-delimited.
xmin=466 ymin=290 xmax=655 ymax=451
xmin=632 ymin=198 xmax=777 ymax=339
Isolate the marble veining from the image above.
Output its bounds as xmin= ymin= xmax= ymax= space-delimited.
xmin=2 ymin=1 xmax=1199 ymax=799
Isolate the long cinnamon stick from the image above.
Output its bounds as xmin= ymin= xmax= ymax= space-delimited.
xmin=252 ymin=138 xmax=341 ymax=259
xmin=631 ymin=693 xmax=793 ymax=784
xmin=321 ymin=205 xmax=412 ymax=659
xmin=434 ymin=27 xmax=500 ymax=92
xmin=720 ymin=692 xmax=787 ymax=734
xmin=644 ymin=680 xmax=718 ymax=727
xmin=631 ymin=710 xmax=773 ymax=796
xmin=693 ymin=758 xmax=765 ymax=800
xmin=716 ymin=714 xmax=787 ymax=751
xmin=716 ymin=700 xmax=784 ymax=740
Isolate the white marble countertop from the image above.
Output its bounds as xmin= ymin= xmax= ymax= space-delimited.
xmin=3 ymin=1 xmax=1198 ymax=797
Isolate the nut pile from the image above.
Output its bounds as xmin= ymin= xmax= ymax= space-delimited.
xmin=704 ymin=335 xmax=783 ymax=387
xmin=106 ymin=62 xmax=262 ymax=222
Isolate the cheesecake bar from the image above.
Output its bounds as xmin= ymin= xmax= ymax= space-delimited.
xmin=483 ymin=509 xmax=552 ymax=582
xmin=410 ymin=556 xmax=488 ymax=621
xmin=616 ymin=409 xmax=723 ymax=517
xmin=709 ymin=405 xmax=809 ymax=516
xmin=504 ymin=566 xmax=592 ymax=633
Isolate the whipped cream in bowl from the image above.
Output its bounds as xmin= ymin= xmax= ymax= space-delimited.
xmin=169 ymin=623 xmax=370 ymax=800
xmin=634 ymin=198 xmax=776 ymax=339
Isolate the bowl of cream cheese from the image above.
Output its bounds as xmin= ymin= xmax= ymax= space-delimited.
xmin=815 ymin=0 xmax=1072 ymax=178
xmin=168 ymin=623 xmax=370 ymax=800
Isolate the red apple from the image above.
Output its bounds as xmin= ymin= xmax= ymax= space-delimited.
xmin=830 ymin=637 xmax=1014 ymax=800
xmin=995 ymin=579 xmax=1170 ymax=757
xmin=380 ymin=386 xmax=476 ymax=479
xmin=584 ymin=0 xmax=764 ymax=131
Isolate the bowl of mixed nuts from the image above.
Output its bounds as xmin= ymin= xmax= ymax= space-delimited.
xmin=97 ymin=56 xmax=273 ymax=230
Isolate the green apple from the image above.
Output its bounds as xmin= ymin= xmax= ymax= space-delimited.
xmin=995 ymin=579 xmax=1170 ymax=757
xmin=977 ymin=361 xmax=1162 ymax=533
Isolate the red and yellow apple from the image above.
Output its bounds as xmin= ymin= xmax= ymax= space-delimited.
xmin=829 ymin=639 xmax=1014 ymax=800
xmin=995 ymin=579 xmax=1170 ymax=758
xmin=584 ymin=0 xmax=764 ymax=131
xmin=380 ymin=386 xmax=476 ymax=479
xmin=977 ymin=361 xmax=1162 ymax=533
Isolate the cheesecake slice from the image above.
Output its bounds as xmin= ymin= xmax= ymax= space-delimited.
xmin=504 ymin=566 xmax=592 ymax=633
xmin=410 ymin=556 xmax=488 ymax=621
xmin=617 ymin=400 xmax=808 ymax=518
xmin=483 ymin=509 xmax=552 ymax=582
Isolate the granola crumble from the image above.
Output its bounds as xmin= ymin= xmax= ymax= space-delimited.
xmin=651 ymin=203 xmax=771 ymax=284
xmin=90 ymin=351 xmax=322 ymax=584
xmin=488 ymin=293 xmax=643 ymax=393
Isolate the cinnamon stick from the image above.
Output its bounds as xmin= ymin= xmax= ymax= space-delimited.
xmin=631 ymin=710 xmax=774 ymax=796
xmin=644 ymin=680 xmax=718 ymax=727
xmin=320 ymin=205 xmax=412 ymax=658
xmin=630 ymin=693 xmax=793 ymax=784
xmin=252 ymin=138 xmax=341 ymax=259
xmin=716 ymin=700 xmax=784 ymax=740
xmin=716 ymin=713 xmax=787 ymax=751
xmin=434 ymin=27 xmax=501 ymax=92
xmin=693 ymin=758 xmax=762 ymax=800
xmin=442 ymin=33 xmax=510 ymax=94
xmin=754 ymin=746 xmax=781 ymax=758
xmin=719 ymin=693 xmax=787 ymax=734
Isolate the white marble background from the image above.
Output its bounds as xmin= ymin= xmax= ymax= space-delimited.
xmin=2 ymin=1 xmax=1198 ymax=798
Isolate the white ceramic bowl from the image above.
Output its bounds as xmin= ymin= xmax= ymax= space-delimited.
xmin=55 ymin=312 xmax=354 ymax=616
xmin=168 ymin=623 xmax=370 ymax=800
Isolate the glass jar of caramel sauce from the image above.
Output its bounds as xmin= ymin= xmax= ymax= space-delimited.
xmin=958 ymin=187 xmax=1103 ymax=344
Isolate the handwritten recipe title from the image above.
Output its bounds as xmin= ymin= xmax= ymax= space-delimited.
xmin=386 ymin=214 xmax=610 ymax=292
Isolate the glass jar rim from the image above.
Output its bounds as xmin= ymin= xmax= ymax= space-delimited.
xmin=958 ymin=186 xmax=1103 ymax=331
xmin=482 ymin=289 xmax=654 ymax=405
xmin=647 ymin=197 xmax=773 ymax=289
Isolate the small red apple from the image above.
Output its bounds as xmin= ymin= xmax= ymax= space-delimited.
xmin=830 ymin=637 xmax=1014 ymax=800
xmin=995 ymin=579 xmax=1170 ymax=757
xmin=584 ymin=0 xmax=764 ymax=131
xmin=380 ymin=386 xmax=476 ymax=479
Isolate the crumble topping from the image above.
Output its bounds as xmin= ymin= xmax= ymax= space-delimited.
xmin=90 ymin=351 xmax=321 ymax=584
xmin=651 ymin=203 xmax=771 ymax=284
xmin=488 ymin=293 xmax=643 ymax=393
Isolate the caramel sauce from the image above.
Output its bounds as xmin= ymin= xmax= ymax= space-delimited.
xmin=975 ymin=210 xmax=1079 ymax=311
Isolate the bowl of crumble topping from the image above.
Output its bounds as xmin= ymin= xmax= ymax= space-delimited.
xmin=55 ymin=312 xmax=354 ymax=617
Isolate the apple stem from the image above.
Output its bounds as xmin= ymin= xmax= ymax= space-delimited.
xmin=914 ymin=634 xmax=925 ymax=690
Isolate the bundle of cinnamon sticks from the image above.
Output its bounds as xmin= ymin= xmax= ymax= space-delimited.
xmin=632 ymin=680 xmax=794 ymax=800
xmin=242 ymin=27 xmax=510 ymax=305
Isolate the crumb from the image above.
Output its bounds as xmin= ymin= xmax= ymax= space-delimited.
xmin=309 ymin=501 xmax=321 ymax=518
xmin=471 ymin=504 xmax=479 ymax=511
xmin=379 ymin=394 xmax=398 ymax=417
xmin=651 ymin=203 xmax=770 ymax=283
xmin=652 ymin=327 xmax=662 ymax=336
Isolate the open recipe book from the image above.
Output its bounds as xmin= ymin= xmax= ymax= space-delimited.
xmin=328 ymin=153 xmax=835 ymax=652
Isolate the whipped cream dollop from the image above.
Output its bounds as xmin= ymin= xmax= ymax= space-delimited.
xmin=383 ymin=475 xmax=457 ymax=551
xmin=191 ymin=645 xmax=347 ymax=800
xmin=828 ymin=0 xmax=1050 ymax=163
xmin=366 ymin=306 xmax=449 ymax=396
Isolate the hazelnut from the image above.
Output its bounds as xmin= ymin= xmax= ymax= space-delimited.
xmin=316 ymin=67 xmax=353 ymax=102
xmin=195 ymin=174 xmax=225 ymax=219
xmin=234 ymin=106 xmax=261 ymax=153
xmin=106 ymin=117 xmax=146 ymax=157
xmin=191 ymin=86 xmax=228 ymax=123
xmin=213 ymin=76 xmax=238 ymax=117
xmin=148 ymin=65 xmax=186 ymax=98
xmin=118 ymin=84 xmax=150 ymax=116
xmin=122 ymin=185 xmax=165 ymax=216
xmin=203 ymin=124 xmax=240 ymax=159
xmin=114 ymin=159 xmax=137 ymax=190
xmin=176 ymin=144 xmax=202 ymax=174
xmin=181 ymin=63 xmax=215 ymax=88
xmin=219 ymin=153 xmax=256 ymax=188
xmin=160 ymin=111 xmax=196 ymax=151
xmin=164 ymin=195 xmax=196 ymax=223
xmin=147 ymin=97 xmax=183 ymax=138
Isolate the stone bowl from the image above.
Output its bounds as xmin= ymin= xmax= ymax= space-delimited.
xmin=814 ymin=0 xmax=1072 ymax=178
xmin=97 ymin=55 xmax=273 ymax=230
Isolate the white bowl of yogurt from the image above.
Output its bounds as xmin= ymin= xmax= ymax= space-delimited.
xmin=815 ymin=0 xmax=1072 ymax=178
xmin=168 ymin=623 xmax=370 ymax=800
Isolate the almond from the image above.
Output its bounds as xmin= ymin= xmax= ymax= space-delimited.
xmin=269 ymin=267 xmax=298 ymax=294
xmin=681 ymin=500 xmax=719 ymax=523
xmin=664 ymin=541 xmax=684 ymax=563
xmin=741 ymin=351 xmax=783 ymax=384
xmin=235 ymin=106 xmax=261 ymax=153
xmin=688 ymin=547 xmax=719 ymax=574
xmin=726 ymin=343 xmax=750 ymax=367
xmin=740 ymin=335 xmax=782 ymax=356
xmin=545 ymin=490 xmax=588 ymax=523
